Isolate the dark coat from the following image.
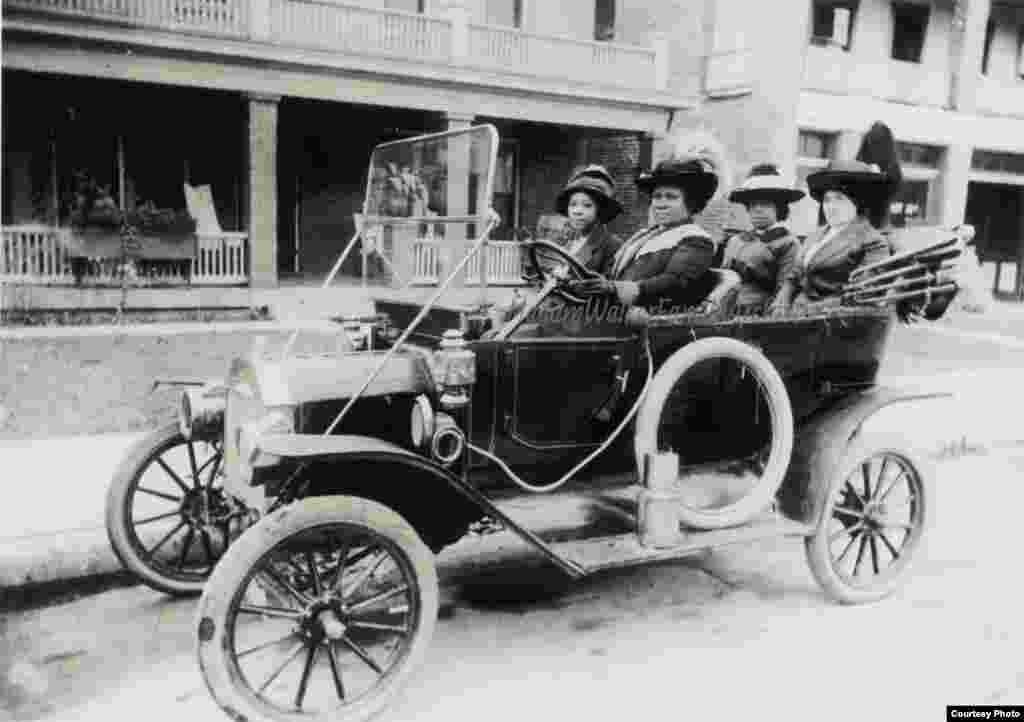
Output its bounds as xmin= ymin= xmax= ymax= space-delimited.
xmin=558 ymin=224 xmax=622 ymax=277
xmin=721 ymin=225 xmax=800 ymax=310
xmin=609 ymin=220 xmax=716 ymax=310
xmin=783 ymin=217 xmax=890 ymax=303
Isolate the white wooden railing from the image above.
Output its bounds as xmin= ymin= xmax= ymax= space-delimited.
xmin=464 ymin=241 xmax=524 ymax=286
xmin=276 ymin=0 xmax=451 ymax=62
xmin=408 ymin=238 xmax=523 ymax=286
xmin=192 ymin=231 xmax=249 ymax=285
xmin=0 ymin=225 xmax=249 ymax=286
xmin=5 ymin=0 xmax=667 ymax=91
xmin=4 ymin=0 xmax=249 ymax=35
xmin=0 ymin=225 xmax=72 ymax=284
xmin=467 ymin=23 xmax=658 ymax=89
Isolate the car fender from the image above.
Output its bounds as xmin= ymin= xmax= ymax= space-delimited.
xmin=777 ymin=387 xmax=949 ymax=527
xmin=254 ymin=433 xmax=584 ymax=575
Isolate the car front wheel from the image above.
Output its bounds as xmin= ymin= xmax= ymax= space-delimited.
xmin=196 ymin=495 xmax=438 ymax=722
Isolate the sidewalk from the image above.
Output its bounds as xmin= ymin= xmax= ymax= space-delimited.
xmin=3 ymin=362 xmax=1023 ymax=595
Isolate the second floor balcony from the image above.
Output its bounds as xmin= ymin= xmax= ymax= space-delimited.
xmin=2 ymin=0 xmax=670 ymax=98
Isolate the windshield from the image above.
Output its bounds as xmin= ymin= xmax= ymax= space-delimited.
xmin=358 ymin=125 xmax=500 ymax=293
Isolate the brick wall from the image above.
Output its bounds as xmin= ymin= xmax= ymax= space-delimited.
xmin=585 ymin=133 xmax=649 ymax=239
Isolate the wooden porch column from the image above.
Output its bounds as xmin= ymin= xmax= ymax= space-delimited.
xmin=247 ymin=93 xmax=279 ymax=288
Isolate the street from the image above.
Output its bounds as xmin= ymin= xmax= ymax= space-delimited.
xmin=3 ymin=315 xmax=1024 ymax=722
xmin=3 ymin=445 xmax=1024 ymax=722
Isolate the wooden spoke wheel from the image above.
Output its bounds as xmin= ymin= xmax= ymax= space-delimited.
xmin=197 ymin=496 xmax=438 ymax=722
xmin=806 ymin=434 xmax=932 ymax=604
xmin=105 ymin=422 xmax=247 ymax=596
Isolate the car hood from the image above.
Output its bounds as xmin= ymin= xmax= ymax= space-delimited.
xmin=251 ymin=348 xmax=436 ymax=406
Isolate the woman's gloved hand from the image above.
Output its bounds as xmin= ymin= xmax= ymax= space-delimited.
xmin=568 ymin=279 xmax=640 ymax=305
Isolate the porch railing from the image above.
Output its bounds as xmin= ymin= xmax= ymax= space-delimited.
xmin=193 ymin=232 xmax=249 ymax=285
xmin=0 ymin=225 xmax=72 ymax=284
xmin=463 ymin=240 xmax=524 ymax=286
xmin=0 ymin=225 xmax=249 ymax=286
xmin=408 ymin=238 xmax=523 ymax=287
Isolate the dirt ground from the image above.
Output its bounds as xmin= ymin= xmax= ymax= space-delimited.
xmin=0 ymin=330 xmax=338 ymax=439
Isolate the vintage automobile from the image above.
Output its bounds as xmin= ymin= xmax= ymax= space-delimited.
xmin=102 ymin=126 xmax=969 ymax=722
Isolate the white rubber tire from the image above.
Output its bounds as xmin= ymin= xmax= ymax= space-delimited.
xmin=196 ymin=495 xmax=439 ymax=722
xmin=634 ymin=336 xmax=794 ymax=530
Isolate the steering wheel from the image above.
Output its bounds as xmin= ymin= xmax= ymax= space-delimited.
xmin=523 ymin=240 xmax=602 ymax=304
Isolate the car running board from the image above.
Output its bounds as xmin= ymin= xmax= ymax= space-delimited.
xmin=548 ymin=511 xmax=813 ymax=576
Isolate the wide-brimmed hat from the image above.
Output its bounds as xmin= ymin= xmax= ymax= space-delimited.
xmin=729 ymin=163 xmax=805 ymax=205
xmin=635 ymin=157 xmax=719 ymax=215
xmin=555 ymin=164 xmax=623 ymax=223
xmin=807 ymin=122 xmax=903 ymax=227
xmin=806 ymin=159 xmax=891 ymax=204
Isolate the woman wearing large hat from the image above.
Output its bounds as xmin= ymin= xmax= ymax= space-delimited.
xmin=551 ymin=164 xmax=624 ymax=276
xmin=571 ymin=153 xmax=719 ymax=311
xmin=722 ymin=164 xmax=804 ymax=314
xmin=773 ymin=122 xmax=898 ymax=314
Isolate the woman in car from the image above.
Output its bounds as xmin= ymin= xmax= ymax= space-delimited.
xmin=571 ymin=153 xmax=719 ymax=313
xmin=772 ymin=122 xmax=901 ymax=314
xmin=722 ymin=164 xmax=804 ymax=314
xmin=552 ymin=164 xmax=624 ymax=276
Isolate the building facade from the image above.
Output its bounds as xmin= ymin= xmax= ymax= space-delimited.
xmin=1 ymin=0 xmax=706 ymax=296
xmin=3 ymin=0 xmax=1024 ymax=298
xmin=696 ymin=0 xmax=1024 ymax=282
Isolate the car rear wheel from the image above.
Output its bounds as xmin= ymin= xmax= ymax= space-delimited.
xmin=806 ymin=433 xmax=932 ymax=605
xmin=196 ymin=496 xmax=438 ymax=722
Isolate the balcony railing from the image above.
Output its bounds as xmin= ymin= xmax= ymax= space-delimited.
xmin=276 ymin=0 xmax=451 ymax=63
xmin=466 ymin=23 xmax=658 ymax=89
xmin=5 ymin=0 xmax=249 ymax=36
xmin=4 ymin=0 xmax=666 ymax=91
xmin=0 ymin=225 xmax=250 ymax=286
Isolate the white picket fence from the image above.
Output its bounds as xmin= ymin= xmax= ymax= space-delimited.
xmin=0 ymin=225 xmax=249 ymax=286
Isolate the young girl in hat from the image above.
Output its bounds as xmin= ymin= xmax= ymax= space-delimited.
xmin=772 ymin=122 xmax=899 ymax=314
xmin=722 ymin=164 xmax=804 ymax=314
xmin=552 ymin=165 xmax=624 ymax=276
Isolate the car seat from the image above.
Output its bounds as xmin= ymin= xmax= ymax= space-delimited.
xmin=699 ymin=268 xmax=742 ymax=315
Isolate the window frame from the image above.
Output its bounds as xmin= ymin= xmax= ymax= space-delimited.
xmin=890 ymin=1 xmax=931 ymax=64
xmin=594 ymin=0 xmax=616 ymax=42
xmin=810 ymin=0 xmax=859 ymax=51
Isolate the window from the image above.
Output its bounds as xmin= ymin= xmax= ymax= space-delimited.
xmin=898 ymin=142 xmax=942 ymax=167
xmin=891 ymin=3 xmax=930 ymax=63
xmin=811 ymin=1 xmax=857 ymax=50
xmin=1018 ymin=26 xmax=1024 ymax=77
xmin=982 ymin=19 xmax=996 ymax=74
xmin=798 ymin=130 xmax=836 ymax=160
xmin=485 ymin=0 xmax=523 ymax=28
xmin=594 ymin=0 xmax=615 ymax=41
xmin=972 ymin=149 xmax=1024 ymax=175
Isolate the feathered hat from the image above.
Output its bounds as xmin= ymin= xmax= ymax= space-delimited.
xmin=555 ymin=164 xmax=623 ymax=223
xmin=635 ymin=128 xmax=730 ymax=216
xmin=806 ymin=121 xmax=903 ymax=227
xmin=728 ymin=163 xmax=805 ymax=206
